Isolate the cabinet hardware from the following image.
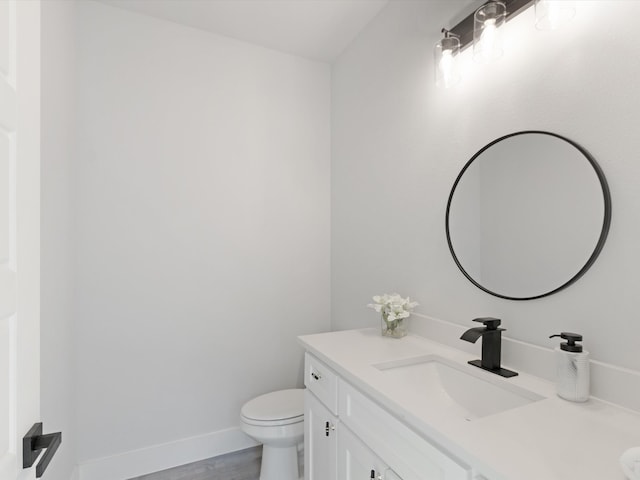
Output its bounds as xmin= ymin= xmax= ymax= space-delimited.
xmin=23 ymin=423 xmax=62 ymax=478
xmin=311 ymin=371 xmax=322 ymax=380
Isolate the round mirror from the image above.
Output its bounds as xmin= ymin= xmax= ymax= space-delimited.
xmin=445 ymin=131 xmax=611 ymax=300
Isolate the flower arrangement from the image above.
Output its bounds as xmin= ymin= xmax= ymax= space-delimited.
xmin=368 ymin=293 xmax=418 ymax=338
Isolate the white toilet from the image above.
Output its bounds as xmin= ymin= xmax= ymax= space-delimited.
xmin=240 ymin=388 xmax=305 ymax=480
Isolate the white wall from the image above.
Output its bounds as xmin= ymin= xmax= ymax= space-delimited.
xmin=331 ymin=1 xmax=640 ymax=374
xmin=74 ymin=1 xmax=330 ymax=466
xmin=41 ymin=2 xmax=77 ymax=479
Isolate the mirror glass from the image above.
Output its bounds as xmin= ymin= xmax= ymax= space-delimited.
xmin=446 ymin=131 xmax=611 ymax=300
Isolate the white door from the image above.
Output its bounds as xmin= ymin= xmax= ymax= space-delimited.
xmin=0 ymin=0 xmax=41 ymax=479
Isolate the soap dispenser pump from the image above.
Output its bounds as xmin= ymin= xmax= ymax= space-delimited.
xmin=549 ymin=332 xmax=590 ymax=402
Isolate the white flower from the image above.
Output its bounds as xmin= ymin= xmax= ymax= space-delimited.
xmin=367 ymin=293 xmax=418 ymax=322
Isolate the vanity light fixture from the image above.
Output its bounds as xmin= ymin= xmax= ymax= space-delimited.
xmin=436 ymin=0 xmax=575 ymax=87
xmin=473 ymin=1 xmax=506 ymax=63
xmin=434 ymin=29 xmax=461 ymax=88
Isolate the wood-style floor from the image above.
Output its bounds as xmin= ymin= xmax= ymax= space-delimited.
xmin=129 ymin=447 xmax=262 ymax=480
xmin=129 ymin=446 xmax=304 ymax=480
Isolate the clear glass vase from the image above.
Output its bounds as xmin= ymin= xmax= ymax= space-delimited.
xmin=381 ymin=314 xmax=407 ymax=338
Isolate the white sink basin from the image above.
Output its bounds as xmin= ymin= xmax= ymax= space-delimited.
xmin=373 ymin=355 xmax=544 ymax=421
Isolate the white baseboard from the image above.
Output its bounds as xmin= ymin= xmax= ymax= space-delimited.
xmin=77 ymin=427 xmax=258 ymax=480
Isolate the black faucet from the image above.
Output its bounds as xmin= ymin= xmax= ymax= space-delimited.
xmin=460 ymin=317 xmax=518 ymax=378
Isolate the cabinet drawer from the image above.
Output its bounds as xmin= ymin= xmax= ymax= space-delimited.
xmin=339 ymin=379 xmax=472 ymax=480
xmin=305 ymin=353 xmax=339 ymax=414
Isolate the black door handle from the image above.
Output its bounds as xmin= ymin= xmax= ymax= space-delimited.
xmin=23 ymin=423 xmax=62 ymax=478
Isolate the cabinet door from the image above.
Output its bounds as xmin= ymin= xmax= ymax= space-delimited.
xmin=339 ymin=380 xmax=471 ymax=480
xmin=305 ymin=390 xmax=338 ymax=480
xmin=338 ymin=425 xmax=391 ymax=480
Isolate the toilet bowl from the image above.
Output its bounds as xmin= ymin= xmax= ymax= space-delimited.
xmin=240 ymin=389 xmax=304 ymax=480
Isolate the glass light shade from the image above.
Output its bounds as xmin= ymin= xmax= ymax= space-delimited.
xmin=473 ymin=2 xmax=506 ymax=63
xmin=434 ymin=36 xmax=461 ymax=88
xmin=535 ymin=0 xmax=576 ymax=30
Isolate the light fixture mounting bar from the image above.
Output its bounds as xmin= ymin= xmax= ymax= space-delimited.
xmin=449 ymin=0 xmax=534 ymax=51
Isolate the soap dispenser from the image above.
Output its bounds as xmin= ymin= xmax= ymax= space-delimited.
xmin=549 ymin=332 xmax=590 ymax=402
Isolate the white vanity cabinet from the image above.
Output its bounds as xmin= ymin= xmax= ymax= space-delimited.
xmin=300 ymin=329 xmax=640 ymax=480
xmin=304 ymin=353 xmax=473 ymax=480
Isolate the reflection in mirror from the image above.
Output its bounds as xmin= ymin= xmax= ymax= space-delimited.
xmin=446 ymin=131 xmax=611 ymax=300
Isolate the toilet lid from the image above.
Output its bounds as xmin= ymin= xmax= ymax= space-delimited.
xmin=241 ymin=389 xmax=304 ymax=422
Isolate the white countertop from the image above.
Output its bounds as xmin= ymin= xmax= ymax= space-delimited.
xmin=298 ymin=328 xmax=640 ymax=480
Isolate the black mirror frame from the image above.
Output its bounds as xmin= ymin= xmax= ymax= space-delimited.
xmin=445 ymin=130 xmax=612 ymax=301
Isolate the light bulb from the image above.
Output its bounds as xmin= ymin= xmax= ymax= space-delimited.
xmin=439 ymin=50 xmax=455 ymax=87
xmin=480 ymin=18 xmax=497 ymax=58
xmin=535 ymin=0 xmax=576 ymax=30
xmin=473 ymin=2 xmax=505 ymax=63
xmin=434 ymin=35 xmax=460 ymax=88
xmin=547 ymin=3 xmax=561 ymax=29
